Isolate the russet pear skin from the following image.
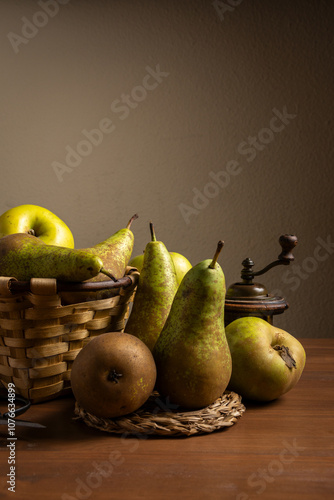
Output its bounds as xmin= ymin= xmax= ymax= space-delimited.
xmin=153 ymin=242 xmax=232 ymax=409
xmin=71 ymin=332 xmax=157 ymax=418
xmin=0 ymin=233 xmax=104 ymax=282
xmin=125 ymin=223 xmax=178 ymax=351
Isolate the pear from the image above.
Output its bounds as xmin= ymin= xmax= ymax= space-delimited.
xmin=125 ymin=222 xmax=178 ymax=351
xmin=153 ymin=241 xmax=232 ymax=409
xmin=60 ymin=214 xmax=138 ymax=303
xmin=0 ymin=233 xmax=111 ymax=282
xmin=71 ymin=331 xmax=157 ymax=418
xmin=81 ymin=213 xmax=138 ymax=283
xmin=225 ymin=317 xmax=306 ymax=401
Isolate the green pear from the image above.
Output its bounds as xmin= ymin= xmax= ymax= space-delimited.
xmin=225 ymin=317 xmax=306 ymax=401
xmin=0 ymin=233 xmax=110 ymax=282
xmin=153 ymin=241 xmax=232 ymax=409
xmin=125 ymin=222 xmax=178 ymax=351
xmin=82 ymin=213 xmax=138 ymax=282
xmin=60 ymin=214 xmax=138 ymax=303
xmin=129 ymin=251 xmax=192 ymax=285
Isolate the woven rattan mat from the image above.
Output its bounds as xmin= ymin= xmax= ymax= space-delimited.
xmin=74 ymin=391 xmax=245 ymax=437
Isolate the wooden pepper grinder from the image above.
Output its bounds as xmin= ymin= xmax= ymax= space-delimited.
xmin=224 ymin=234 xmax=297 ymax=326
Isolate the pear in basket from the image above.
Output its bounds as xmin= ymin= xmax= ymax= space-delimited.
xmin=60 ymin=214 xmax=138 ymax=304
xmin=0 ymin=233 xmax=112 ymax=282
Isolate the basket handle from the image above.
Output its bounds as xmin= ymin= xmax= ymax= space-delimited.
xmin=1 ymin=268 xmax=139 ymax=295
xmin=0 ymin=277 xmax=18 ymax=297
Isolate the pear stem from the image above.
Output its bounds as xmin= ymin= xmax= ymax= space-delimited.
xmin=209 ymin=241 xmax=224 ymax=269
xmin=100 ymin=268 xmax=117 ymax=282
xmin=150 ymin=222 xmax=156 ymax=242
xmin=126 ymin=213 xmax=139 ymax=230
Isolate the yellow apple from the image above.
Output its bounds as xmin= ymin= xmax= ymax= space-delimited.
xmin=169 ymin=252 xmax=192 ymax=285
xmin=129 ymin=251 xmax=192 ymax=285
xmin=128 ymin=253 xmax=145 ymax=271
xmin=0 ymin=204 xmax=74 ymax=248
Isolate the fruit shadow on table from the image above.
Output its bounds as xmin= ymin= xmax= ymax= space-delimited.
xmin=1 ymin=393 xmax=248 ymax=443
xmin=240 ymin=397 xmax=282 ymax=411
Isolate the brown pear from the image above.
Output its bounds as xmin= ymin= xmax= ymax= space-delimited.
xmin=71 ymin=331 xmax=157 ymax=418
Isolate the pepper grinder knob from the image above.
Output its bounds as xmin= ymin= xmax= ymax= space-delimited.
xmin=278 ymin=234 xmax=298 ymax=262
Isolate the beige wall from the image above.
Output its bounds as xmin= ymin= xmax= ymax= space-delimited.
xmin=1 ymin=0 xmax=333 ymax=338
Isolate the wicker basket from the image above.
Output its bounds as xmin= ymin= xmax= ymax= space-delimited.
xmin=0 ymin=267 xmax=139 ymax=403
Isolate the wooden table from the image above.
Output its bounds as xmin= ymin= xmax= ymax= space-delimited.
xmin=1 ymin=339 xmax=333 ymax=500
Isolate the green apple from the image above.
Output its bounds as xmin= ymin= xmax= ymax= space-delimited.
xmin=225 ymin=317 xmax=306 ymax=401
xmin=0 ymin=204 xmax=74 ymax=248
xmin=129 ymin=251 xmax=192 ymax=285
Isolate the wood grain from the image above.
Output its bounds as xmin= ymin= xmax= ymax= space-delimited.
xmin=1 ymin=339 xmax=333 ymax=500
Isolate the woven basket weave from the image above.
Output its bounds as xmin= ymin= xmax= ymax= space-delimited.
xmin=0 ymin=268 xmax=139 ymax=403
xmin=74 ymin=390 xmax=245 ymax=437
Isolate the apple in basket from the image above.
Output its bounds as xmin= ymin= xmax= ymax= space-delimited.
xmin=0 ymin=204 xmax=74 ymax=248
xmin=71 ymin=332 xmax=157 ymax=418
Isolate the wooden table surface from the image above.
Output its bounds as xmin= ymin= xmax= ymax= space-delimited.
xmin=1 ymin=338 xmax=333 ymax=500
